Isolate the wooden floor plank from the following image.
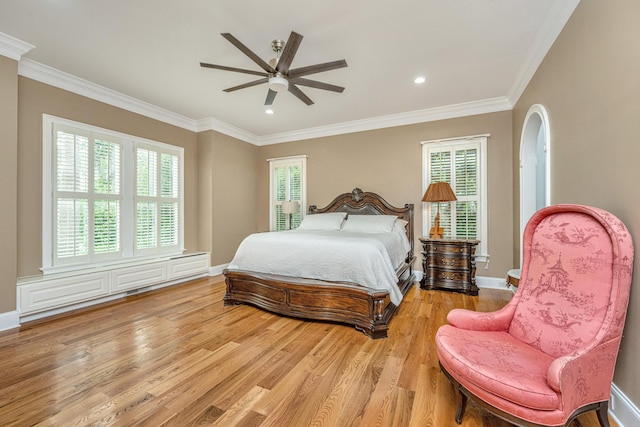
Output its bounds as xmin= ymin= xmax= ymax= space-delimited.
xmin=0 ymin=277 xmax=617 ymax=427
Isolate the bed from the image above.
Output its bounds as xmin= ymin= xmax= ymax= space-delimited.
xmin=223 ymin=188 xmax=415 ymax=338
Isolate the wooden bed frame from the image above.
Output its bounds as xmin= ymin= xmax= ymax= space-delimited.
xmin=223 ymin=188 xmax=416 ymax=339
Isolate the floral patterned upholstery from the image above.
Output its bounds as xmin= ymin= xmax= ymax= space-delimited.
xmin=436 ymin=204 xmax=634 ymax=427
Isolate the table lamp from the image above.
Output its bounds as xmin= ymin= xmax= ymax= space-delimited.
xmin=281 ymin=200 xmax=300 ymax=230
xmin=422 ymin=182 xmax=457 ymax=239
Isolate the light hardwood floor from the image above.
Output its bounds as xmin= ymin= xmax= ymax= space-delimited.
xmin=0 ymin=276 xmax=616 ymax=426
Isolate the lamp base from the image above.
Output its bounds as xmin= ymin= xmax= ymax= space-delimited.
xmin=429 ymin=212 xmax=444 ymax=239
xmin=429 ymin=226 xmax=444 ymax=239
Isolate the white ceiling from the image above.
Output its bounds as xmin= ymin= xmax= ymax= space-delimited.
xmin=0 ymin=1 xmax=579 ymax=144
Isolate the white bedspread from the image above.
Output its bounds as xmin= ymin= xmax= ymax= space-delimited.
xmin=226 ymin=228 xmax=411 ymax=305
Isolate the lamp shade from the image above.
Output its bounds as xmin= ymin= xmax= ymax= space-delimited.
xmin=281 ymin=200 xmax=300 ymax=214
xmin=422 ymin=182 xmax=457 ymax=203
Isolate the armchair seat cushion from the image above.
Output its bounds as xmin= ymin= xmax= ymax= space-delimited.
xmin=436 ymin=325 xmax=558 ymax=411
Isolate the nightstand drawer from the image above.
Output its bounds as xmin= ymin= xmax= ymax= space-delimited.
xmin=428 ymin=243 xmax=471 ymax=255
xmin=428 ymin=256 xmax=470 ymax=269
xmin=428 ymin=269 xmax=470 ymax=283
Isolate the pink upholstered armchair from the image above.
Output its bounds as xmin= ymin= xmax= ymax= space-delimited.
xmin=436 ymin=204 xmax=634 ymax=427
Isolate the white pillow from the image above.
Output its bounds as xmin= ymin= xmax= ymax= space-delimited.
xmin=342 ymin=215 xmax=398 ymax=233
xmin=297 ymin=212 xmax=347 ymax=230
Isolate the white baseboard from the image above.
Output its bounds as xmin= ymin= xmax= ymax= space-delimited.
xmin=0 ymin=310 xmax=20 ymax=332
xmin=610 ymin=383 xmax=640 ymax=427
xmin=414 ymin=270 xmax=423 ymax=282
xmin=209 ymin=263 xmax=228 ymax=276
xmin=476 ymin=275 xmax=509 ymax=290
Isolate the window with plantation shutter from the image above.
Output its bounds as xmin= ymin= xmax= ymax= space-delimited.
xmin=422 ymin=135 xmax=488 ymax=259
xmin=43 ymin=115 xmax=184 ymax=272
xmin=135 ymin=146 xmax=181 ymax=255
xmin=268 ymin=156 xmax=307 ymax=231
xmin=51 ymin=124 xmax=122 ymax=265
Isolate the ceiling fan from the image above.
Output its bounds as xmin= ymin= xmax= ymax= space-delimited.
xmin=200 ymin=31 xmax=347 ymax=106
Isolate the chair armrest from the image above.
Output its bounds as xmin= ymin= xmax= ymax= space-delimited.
xmin=547 ymin=338 xmax=621 ymax=408
xmin=447 ymin=301 xmax=517 ymax=331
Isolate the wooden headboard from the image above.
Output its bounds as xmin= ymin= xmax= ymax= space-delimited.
xmin=308 ymin=188 xmax=414 ymax=260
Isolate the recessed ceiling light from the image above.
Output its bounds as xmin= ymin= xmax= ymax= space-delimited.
xmin=265 ymin=109 xmax=274 ymax=115
xmin=414 ymin=76 xmax=426 ymax=84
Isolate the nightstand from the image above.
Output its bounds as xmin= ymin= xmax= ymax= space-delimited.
xmin=419 ymin=238 xmax=479 ymax=295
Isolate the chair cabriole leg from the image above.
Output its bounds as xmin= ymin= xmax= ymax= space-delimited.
xmin=455 ymin=385 xmax=467 ymax=424
xmin=596 ymin=401 xmax=610 ymax=427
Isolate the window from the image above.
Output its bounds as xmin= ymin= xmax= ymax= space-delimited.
xmin=268 ymin=156 xmax=307 ymax=231
xmin=422 ymin=135 xmax=488 ymax=259
xmin=43 ymin=115 xmax=184 ymax=272
xmin=135 ymin=145 xmax=180 ymax=255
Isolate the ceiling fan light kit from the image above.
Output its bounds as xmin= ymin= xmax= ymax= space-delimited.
xmin=268 ymin=74 xmax=288 ymax=92
xmin=200 ymin=31 xmax=347 ymax=106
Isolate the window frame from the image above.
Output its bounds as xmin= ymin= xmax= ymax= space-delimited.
xmin=268 ymin=155 xmax=307 ymax=231
xmin=42 ymin=114 xmax=184 ymax=273
xmin=421 ymin=135 xmax=488 ymax=260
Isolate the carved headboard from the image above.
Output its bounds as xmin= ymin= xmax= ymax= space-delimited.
xmin=308 ymin=188 xmax=414 ymax=261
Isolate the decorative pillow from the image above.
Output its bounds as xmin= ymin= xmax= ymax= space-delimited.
xmin=394 ymin=219 xmax=408 ymax=234
xmin=297 ymin=212 xmax=347 ymax=230
xmin=342 ymin=215 xmax=398 ymax=233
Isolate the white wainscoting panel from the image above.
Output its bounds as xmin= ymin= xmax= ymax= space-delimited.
xmin=169 ymin=254 xmax=210 ymax=279
xmin=110 ymin=262 xmax=168 ymax=293
xmin=17 ymin=253 xmax=210 ymax=320
xmin=19 ymin=272 xmax=110 ymax=315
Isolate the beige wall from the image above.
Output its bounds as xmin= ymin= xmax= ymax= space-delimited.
xmin=513 ymin=0 xmax=640 ymax=404
xmin=197 ymin=130 xmax=258 ymax=266
xmin=0 ymin=56 xmax=19 ymax=313
xmin=257 ymin=111 xmax=514 ymax=278
xmin=17 ymin=78 xmax=199 ymax=277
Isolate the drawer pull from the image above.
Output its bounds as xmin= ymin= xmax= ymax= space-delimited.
xmin=441 ymin=259 xmax=456 ymax=266
xmin=432 ymin=246 xmax=465 ymax=253
xmin=441 ymin=272 xmax=456 ymax=280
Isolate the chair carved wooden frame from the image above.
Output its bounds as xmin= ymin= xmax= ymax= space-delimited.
xmin=436 ymin=204 xmax=634 ymax=427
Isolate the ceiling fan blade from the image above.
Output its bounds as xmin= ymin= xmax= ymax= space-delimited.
xmin=288 ymin=84 xmax=314 ymax=106
xmin=288 ymin=59 xmax=348 ymax=79
xmin=265 ymin=89 xmax=277 ymax=105
xmin=290 ymin=78 xmax=345 ymax=93
xmin=221 ymin=33 xmax=275 ymax=73
xmin=276 ymin=31 xmax=303 ymax=75
xmin=223 ymin=78 xmax=268 ymax=92
xmin=200 ymin=62 xmax=268 ymax=77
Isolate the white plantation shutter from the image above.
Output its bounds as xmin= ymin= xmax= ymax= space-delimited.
xmin=422 ymin=136 xmax=488 ymax=258
xmin=454 ymin=147 xmax=478 ymax=240
xmin=56 ymin=198 xmax=89 ymax=259
xmin=52 ymin=124 xmax=122 ymax=265
xmin=428 ymin=150 xmax=453 ymax=238
xmin=269 ymin=156 xmax=307 ymax=231
xmin=135 ymin=146 xmax=181 ymax=255
xmin=93 ymin=137 xmax=121 ymax=255
xmin=160 ymin=153 xmax=179 ymax=248
xmin=43 ymin=115 xmax=184 ymax=272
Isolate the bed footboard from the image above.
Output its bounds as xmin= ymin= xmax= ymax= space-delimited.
xmin=224 ymin=265 xmax=414 ymax=339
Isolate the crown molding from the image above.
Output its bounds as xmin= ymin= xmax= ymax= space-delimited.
xmin=195 ymin=117 xmax=260 ymax=145
xmin=0 ymin=32 xmax=34 ymax=61
xmin=507 ymin=0 xmax=580 ymax=105
xmin=18 ymin=58 xmax=198 ymax=132
xmin=254 ymin=97 xmax=513 ymax=146
xmin=15 ymin=52 xmax=512 ymax=147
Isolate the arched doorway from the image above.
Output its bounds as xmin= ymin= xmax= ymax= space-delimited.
xmin=519 ymin=104 xmax=551 ymax=264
